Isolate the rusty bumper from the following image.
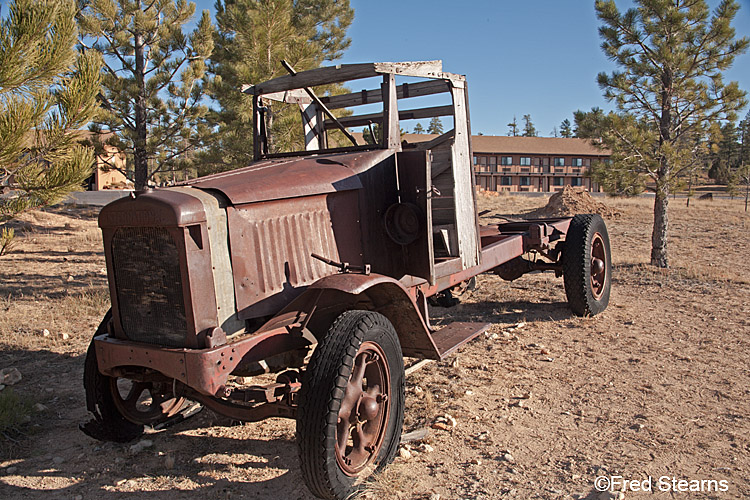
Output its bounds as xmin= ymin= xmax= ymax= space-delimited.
xmin=94 ymin=325 xmax=310 ymax=397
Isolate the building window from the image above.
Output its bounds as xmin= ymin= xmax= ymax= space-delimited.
xmin=500 ymin=156 xmax=513 ymax=166
xmin=553 ymin=177 xmax=564 ymax=186
xmin=572 ymin=158 xmax=583 ymax=167
xmin=520 ymin=157 xmax=531 ymax=166
xmin=519 ymin=176 xmax=530 ymax=186
xmin=473 ymin=156 xmax=478 ymax=165
xmin=571 ymin=177 xmax=582 ymax=187
xmin=489 ymin=156 xmax=497 ymax=172
xmin=501 ymin=176 xmax=512 ymax=186
xmin=554 ymin=157 xmax=565 ymax=167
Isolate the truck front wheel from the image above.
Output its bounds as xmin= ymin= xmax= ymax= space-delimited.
xmin=297 ymin=311 xmax=405 ymax=500
xmin=80 ymin=310 xmax=144 ymax=442
xmin=562 ymin=214 xmax=612 ymax=316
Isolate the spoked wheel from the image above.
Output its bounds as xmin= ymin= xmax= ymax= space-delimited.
xmin=81 ymin=310 xmax=192 ymax=443
xmin=110 ymin=378 xmax=186 ymax=425
xmin=81 ymin=311 xmax=144 ymax=442
xmin=562 ymin=214 xmax=612 ymax=316
xmin=297 ymin=311 xmax=405 ymax=500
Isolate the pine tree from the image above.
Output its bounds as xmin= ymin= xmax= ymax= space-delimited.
xmin=596 ymin=0 xmax=748 ymax=267
xmin=573 ymin=107 xmax=608 ymax=139
xmin=522 ymin=114 xmax=536 ymax=137
xmin=412 ymin=122 xmax=425 ymax=134
xmin=362 ymin=124 xmax=381 ymax=145
xmin=427 ymin=117 xmax=443 ymax=135
xmin=507 ymin=116 xmax=518 ymax=136
xmin=77 ymin=0 xmax=215 ymax=190
xmin=1 ymin=0 xmax=101 ymax=222
xmin=202 ymin=0 xmax=354 ymax=173
xmin=560 ymin=119 xmax=573 ymax=138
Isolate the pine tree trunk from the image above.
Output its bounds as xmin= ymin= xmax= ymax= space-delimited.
xmin=134 ymin=31 xmax=148 ymax=191
xmin=651 ymin=184 xmax=669 ymax=267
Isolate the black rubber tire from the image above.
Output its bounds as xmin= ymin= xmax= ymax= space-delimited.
xmin=297 ymin=311 xmax=405 ymax=500
xmin=81 ymin=310 xmax=144 ymax=443
xmin=562 ymin=214 xmax=612 ymax=316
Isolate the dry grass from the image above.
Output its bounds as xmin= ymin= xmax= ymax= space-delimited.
xmin=354 ymin=463 xmax=412 ymax=500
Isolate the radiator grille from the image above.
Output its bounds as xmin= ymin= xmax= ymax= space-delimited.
xmin=111 ymin=227 xmax=187 ymax=347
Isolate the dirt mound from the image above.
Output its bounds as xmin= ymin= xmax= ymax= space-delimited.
xmin=525 ymin=186 xmax=620 ymax=218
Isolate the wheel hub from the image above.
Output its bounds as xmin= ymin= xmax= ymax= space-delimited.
xmin=110 ymin=378 xmax=185 ymax=425
xmin=335 ymin=341 xmax=390 ymax=475
xmin=590 ymin=232 xmax=607 ymax=299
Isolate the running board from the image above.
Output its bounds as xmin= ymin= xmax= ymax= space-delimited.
xmin=430 ymin=322 xmax=490 ymax=359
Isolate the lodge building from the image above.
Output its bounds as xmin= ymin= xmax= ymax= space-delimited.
xmin=471 ymin=136 xmax=609 ymax=193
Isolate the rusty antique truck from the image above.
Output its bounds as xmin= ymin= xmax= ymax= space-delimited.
xmin=82 ymin=61 xmax=611 ymax=499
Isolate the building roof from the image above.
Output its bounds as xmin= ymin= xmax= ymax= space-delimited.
xmin=471 ymin=135 xmax=608 ymax=156
xmin=324 ymin=132 xmax=609 ymax=156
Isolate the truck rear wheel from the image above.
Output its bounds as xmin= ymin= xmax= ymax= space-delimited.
xmin=562 ymin=214 xmax=612 ymax=316
xmin=297 ymin=311 xmax=405 ymax=500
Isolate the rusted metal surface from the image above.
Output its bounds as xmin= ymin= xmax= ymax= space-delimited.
xmin=227 ymin=190 xmax=363 ymax=320
xmin=94 ymin=324 xmax=311 ymax=397
xmin=430 ymin=322 xmax=490 ymax=358
xmin=182 ymin=149 xmax=393 ymax=205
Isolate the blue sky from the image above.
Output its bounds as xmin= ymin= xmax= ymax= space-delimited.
xmin=201 ymin=0 xmax=750 ymax=136
xmin=3 ymin=0 xmax=748 ymax=136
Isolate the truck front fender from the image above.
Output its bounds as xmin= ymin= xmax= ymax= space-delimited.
xmin=261 ymin=273 xmax=440 ymax=359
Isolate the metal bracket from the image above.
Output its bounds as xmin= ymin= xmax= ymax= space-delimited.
xmin=311 ymin=253 xmax=371 ymax=275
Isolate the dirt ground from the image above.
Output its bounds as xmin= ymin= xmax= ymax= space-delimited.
xmin=0 ymin=193 xmax=748 ymax=500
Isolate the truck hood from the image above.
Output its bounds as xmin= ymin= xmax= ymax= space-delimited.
xmin=182 ymin=149 xmax=395 ymax=205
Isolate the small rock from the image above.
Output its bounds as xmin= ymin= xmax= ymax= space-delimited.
xmin=100 ymin=267 xmax=107 ymax=273
xmin=42 ymin=329 xmax=50 ymax=337
xmin=129 ymin=439 xmax=154 ymax=454
xmin=67 ymin=275 xmax=74 ymax=282
xmin=6 ymin=466 xmax=18 ymax=474
xmin=541 ymin=357 xmax=554 ymax=362
xmin=421 ymin=444 xmax=434 ymax=453
xmin=0 ymin=368 xmax=22 ymax=386
xmin=398 ymin=447 xmax=412 ymax=460
xmin=465 ymin=390 xmax=474 ymax=396
xmin=414 ymin=385 xmax=423 ymax=394
xmin=476 ymin=432 xmax=489 ymax=441
xmin=469 ymin=458 xmax=482 ymax=465
xmin=33 ymin=403 xmax=48 ymax=412
xmin=0 ymin=384 xmax=5 ymax=391
xmin=630 ymin=423 xmax=644 ymax=430
xmin=431 ymin=422 xmax=452 ymax=431
xmin=502 ymin=453 xmax=515 ymax=463
xmin=488 ymin=332 xmax=499 ymax=340
xmin=61 ymin=332 xmax=70 ymax=340
xmin=429 ymin=494 xmax=441 ymax=500
xmin=52 ymin=456 xmax=64 ymax=465
xmin=540 ymin=348 xmax=550 ymax=355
